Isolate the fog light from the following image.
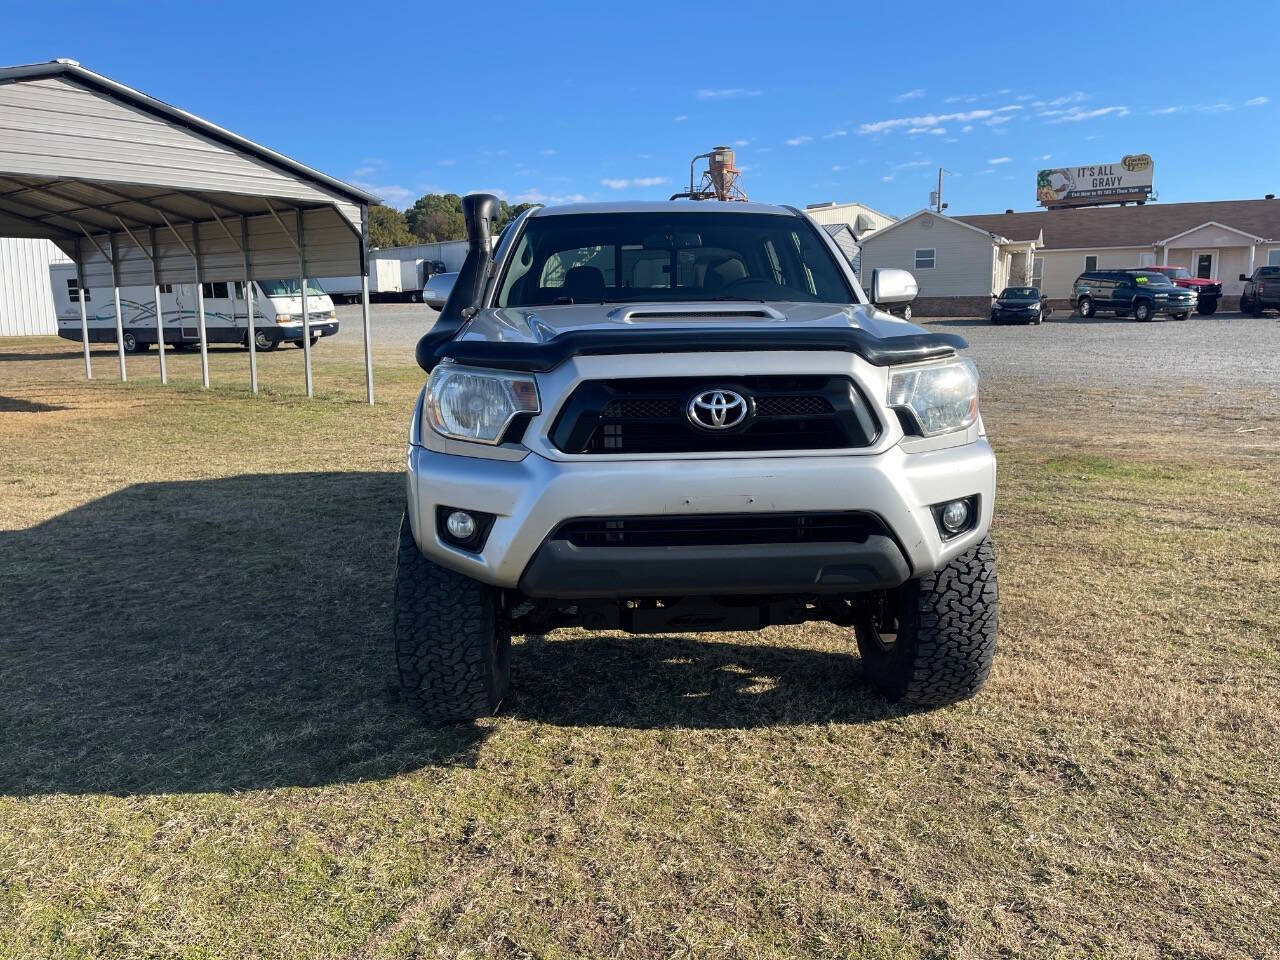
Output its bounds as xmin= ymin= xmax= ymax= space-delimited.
xmin=445 ymin=511 xmax=477 ymax=541
xmin=940 ymin=499 xmax=970 ymax=534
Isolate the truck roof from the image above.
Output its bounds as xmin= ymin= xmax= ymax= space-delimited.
xmin=530 ymin=200 xmax=797 ymax=218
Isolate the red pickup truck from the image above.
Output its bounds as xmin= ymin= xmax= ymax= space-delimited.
xmin=1144 ymin=265 xmax=1222 ymax=315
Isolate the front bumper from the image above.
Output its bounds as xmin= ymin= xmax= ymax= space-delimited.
xmin=279 ymin=321 xmax=339 ymax=340
xmin=405 ymin=438 xmax=996 ymax=596
xmin=992 ymin=306 xmax=1040 ymax=322
xmin=1150 ymin=299 xmax=1196 ymax=315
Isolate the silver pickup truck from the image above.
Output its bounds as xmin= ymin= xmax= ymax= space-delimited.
xmin=396 ymin=195 xmax=998 ymax=722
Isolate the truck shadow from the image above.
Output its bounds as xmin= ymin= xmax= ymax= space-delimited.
xmin=0 ymin=472 xmax=890 ymax=798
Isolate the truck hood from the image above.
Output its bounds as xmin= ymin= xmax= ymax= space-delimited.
xmin=1172 ymin=277 xmax=1218 ymax=287
xmin=454 ymin=301 xmax=926 ymax=345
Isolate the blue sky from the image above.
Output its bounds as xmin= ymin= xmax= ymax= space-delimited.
xmin=4 ymin=0 xmax=1277 ymax=218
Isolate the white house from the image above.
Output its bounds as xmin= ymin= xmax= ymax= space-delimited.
xmin=856 ymin=209 xmax=1039 ymax=315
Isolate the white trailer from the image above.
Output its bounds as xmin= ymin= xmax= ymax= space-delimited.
xmin=49 ymin=263 xmax=339 ymax=352
xmin=318 ymin=239 xmax=472 ymax=303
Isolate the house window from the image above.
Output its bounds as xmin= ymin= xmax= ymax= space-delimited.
xmin=1268 ymin=250 xmax=1280 ymax=267
xmin=914 ymin=248 xmax=936 ymax=270
xmin=201 ymin=281 xmax=230 ymax=299
xmin=1195 ymin=253 xmax=1214 ymax=279
xmin=1031 ymin=257 xmax=1044 ymax=290
xmin=66 ymin=278 xmax=90 ymax=302
xmin=1138 ymin=253 xmax=1155 ymax=267
xmin=158 ymin=284 xmax=173 ymax=294
xmin=1084 ymin=255 xmax=1098 ymax=272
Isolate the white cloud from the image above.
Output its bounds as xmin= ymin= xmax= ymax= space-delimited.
xmin=600 ymin=176 xmax=670 ymax=190
xmin=860 ymin=105 xmax=1021 ymax=135
xmin=961 ymin=124 xmax=974 ymax=133
xmin=1016 ymin=93 xmax=1035 ymax=102
xmin=894 ymin=159 xmax=931 ymax=170
xmin=786 ymin=135 xmax=813 ymax=146
xmin=894 ymin=88 xmax=926 ymax=102
xmin=1043 ymin=105 xmax=1129 ymax=123
xmin=540 ymin=148 xmax=556 ymax=156
xmin=988 ymin=156 xmax=1012 ymax=164
xmin=1150 ymin=106 xmax=1181 ymax=115
xmin=1037 ymin=154 xmax=1052 ymax=161
xmin=977 ymin=169 xmax=995 ymax=176
xmin=907 ymin=126 xmax=947 ymax=136
xmin=353 ymin=166 xmax=376 ymax=177
xmin=351 ymin=182 xmax=414 ymax=206
xmin=881 ymin=175 xmax=894 ymax=182
xmin=1038 ymin=92 xmax=1087 ymax=108
xmin=1245 ymin=96 xmax=1270 ymax=106
xmin=514 ymin=189 xmax=588 ymax=204
xmin=944 ymin=137 xmax=959 ymax=143
xmin=733 ymin=138 xmax=751 ymax=147
xmin=437 ymin=159 xmax=455 ymax=166
xmin=831 ymin=164 xmax=842 ymax=172
xmin=674 ymin=114 xmax=688 ymax=122
xmin=697 ymin=88 xmax=762 ymax=100
xmin=985 ymin=114 xmax=1014 ymax=126
xmin=823 ymin=129 xmax=848 ymax=139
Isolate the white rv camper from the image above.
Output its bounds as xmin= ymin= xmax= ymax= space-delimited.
xmin=49 ymin=263 xmax=339 ymax=352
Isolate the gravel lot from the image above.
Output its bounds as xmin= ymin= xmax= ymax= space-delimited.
xmin=332 ymin=302 xmax=1280 ymax=389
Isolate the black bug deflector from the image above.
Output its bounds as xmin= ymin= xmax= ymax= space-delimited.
xmin=418 ymin=327 xmax=967 ymax=373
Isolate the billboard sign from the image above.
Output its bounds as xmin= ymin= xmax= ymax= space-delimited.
xmin=1036 ymin=155 xmax=1154 ymax=208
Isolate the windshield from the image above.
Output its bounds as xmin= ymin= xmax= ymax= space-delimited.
xmin=258 ymin=278 xmax=327 ymax=298
xmin=1162 ymin=267 xmax=1192 ymax=280
xmin=1258 ymin=266 xmax=1280 ymax=278
xmin=999 ymin=287 xmax=1039 ymax=299
xmin=494 ymin=212 xmax=853 ymax=307
xmin=1129 ymin=272 xmax=1174 ymax=287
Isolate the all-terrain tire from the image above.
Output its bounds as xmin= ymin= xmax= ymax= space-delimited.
xmin=856 ymin=536 xmax=998 ymax=707
xmin=393 ymin=513 xmax=510 ymax=723
xmin=1077 ymin=296 xmax=1094 ymax=318
xmin=1196 ymin=299 xmax=1217 ymax=316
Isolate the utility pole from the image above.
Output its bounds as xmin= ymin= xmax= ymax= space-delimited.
xmin=929 ymin=169 xmax=950 ymax=213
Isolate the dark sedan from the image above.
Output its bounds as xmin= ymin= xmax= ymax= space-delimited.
xmin=990 ymin=286 xmax=1049 ymax=325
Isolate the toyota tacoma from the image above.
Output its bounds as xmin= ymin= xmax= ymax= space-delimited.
xmin=396 ymin=195 xmax=998 ymax=722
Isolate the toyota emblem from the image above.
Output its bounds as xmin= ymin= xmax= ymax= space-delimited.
xmin=687 ymin=389 xmax=749 ymax=430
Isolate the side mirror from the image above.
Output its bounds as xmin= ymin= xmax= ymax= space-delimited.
xmin=1239 ymin=273 xmax=1249 ymax=282
xmin=871 ymin=267 xmax=918 ymax=305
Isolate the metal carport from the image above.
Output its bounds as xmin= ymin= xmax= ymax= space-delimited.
xmin=0 ymin=59 xmax=381 ymax=402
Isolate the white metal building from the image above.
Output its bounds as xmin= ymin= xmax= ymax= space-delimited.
xmin=802 ymin=200 xmax=896 ymax=236
xmin=0 ymin=237 xmax=69 ymax=336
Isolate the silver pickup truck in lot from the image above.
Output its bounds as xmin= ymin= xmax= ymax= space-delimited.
xmin=395 ymin=195 xmax=998 ymax=722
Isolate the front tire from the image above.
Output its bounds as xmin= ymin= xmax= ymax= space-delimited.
xmin=857 ymin=537 xmax=998 ymax=707
xmin=250 ymin=329 xmax=279 ymax=352
xmin=1196 ymin=299 xmax=1217 ymax=316
xmin=122 ymin=332 xmax=147 ymax=353
xmin=1132 ymin=300 xmax=1152 ymax=322
xmin=1077 ymin=297 xmax=1094 ymax=318
xmin=394 ymin=514 xmax=510 ymax=723
xmin=900 ymin=304 xmax=912 ymax=322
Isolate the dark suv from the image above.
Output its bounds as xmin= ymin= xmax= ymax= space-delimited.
xmin=1071 ymin=269 xmax=1197 ymax=321
xmin=1239 ymin=266 xmax=1280 ymax=316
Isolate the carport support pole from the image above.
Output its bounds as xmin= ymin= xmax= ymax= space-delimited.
xmin=149 ymin=227 xmax=167 ymax=385
xmin=242 ymin=216 xmax=258 ymax=394
xmin=192 ymin=221 xmax=210 ymax=389
xmin=296 ymin=208 xmax=313 ymax=398
xmin=360 ymin=209 xmax=374 ymax=404
xmin=109 ymin=234 xmax=127 ymax=382
xmin=74 ymin=239 xmax=91 ymax=380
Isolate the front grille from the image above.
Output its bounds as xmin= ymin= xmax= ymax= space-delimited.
xmin=553 ymin=512 xmax=887 ymax=548
xmin=549 ymin=376 xmax=880 ymax=454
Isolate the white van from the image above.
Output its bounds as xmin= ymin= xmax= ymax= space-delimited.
xmin=49 ymin=263 xmax=339 ymax=352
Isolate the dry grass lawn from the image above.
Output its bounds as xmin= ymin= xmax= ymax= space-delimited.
xmin=1 ymin=337 xmax=1277 ymax=959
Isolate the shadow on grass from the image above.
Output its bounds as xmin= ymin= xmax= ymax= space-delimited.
xmin=0 ymin=472 xmax=889 ymax=797
xmin=0 ymin=396 xmax=68 ymax=413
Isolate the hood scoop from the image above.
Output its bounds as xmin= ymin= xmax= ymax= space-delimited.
xmin=612 ymin=304 xmax=787 ymax=324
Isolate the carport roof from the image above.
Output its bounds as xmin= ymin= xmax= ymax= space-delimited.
xmin=0 ymin=59 xmax=378 ymax=284
xmin=959 ymin=199 xmax=1280 ymax=251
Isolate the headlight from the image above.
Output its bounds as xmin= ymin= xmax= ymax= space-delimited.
xmin=425 ymin=364 xmax=540 ymax=444
xmin=888 ymin=357 xmax=979 ymax=437
xmin=275 ymin=313 xmax=295 ymax=324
